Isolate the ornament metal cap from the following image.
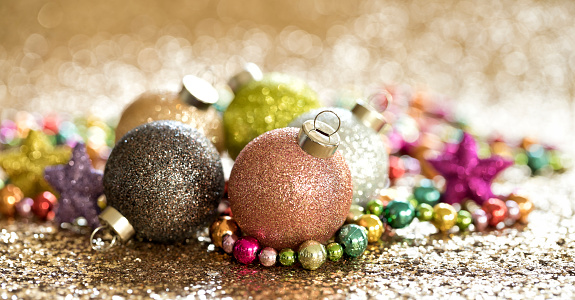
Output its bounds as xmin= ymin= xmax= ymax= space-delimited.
xmin=351 ymin=99 xmax=388 ymax=133
xmin=228 ymin=63 xmax=263 ymax=93
xmin=178 ymin=75 xmax=219 ymax=109
xmin=298 ymin=110 xmax=341 ymax=158
xmin=90 ymin=206 xmax=136 ymax=251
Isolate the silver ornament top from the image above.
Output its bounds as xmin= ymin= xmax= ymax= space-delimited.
xmin=351 ymin=99 xmax=387 ymax=132
xmin=91 ymin=206 xmax=136 ymax=251
xmin=297 ymin=110 xmax=341 ymax=158
xmin=179 ymin=75 xmax=219 ymax=109
xmin=227 ymin=62 xmax=263 ymax=93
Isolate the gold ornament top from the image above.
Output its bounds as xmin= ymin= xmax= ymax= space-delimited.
xmin=0 ymin=131 xmax=71 ymax=197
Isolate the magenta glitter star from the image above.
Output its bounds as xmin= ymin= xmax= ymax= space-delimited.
xmin=44 ymin=143 xmax=103 ymax=228
xmin=428 ymin=132 xmax=513 ymax=205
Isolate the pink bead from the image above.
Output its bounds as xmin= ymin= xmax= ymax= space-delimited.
xmin=222 ymin=234 xmax=238 ymax=254
xmin=258 ymin=247 xmax=277 ymax=267
xmin=15 ymin=197 xmax=34 ymax=218
xmin=482 ymin=198 xmax=508 ymax=227
xmin=472 ymin=209 xmax=488 ymax=232
xmin=233 ymin=236 xmax=261 ymax=264
xmin=505 ymin=200 xmax=521 ymax=222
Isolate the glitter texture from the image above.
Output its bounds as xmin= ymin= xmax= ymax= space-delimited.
xmin=228 ymin=127 xmax=353 ymax=250
xmin=103 ymin=121 xmax=224 ymax=243
xmin=114 ymin=91 xmax=225 ymax=153
xmin=290 ymin=108 xmax=388 ymax=206
xmin=223 ymin=73 xmax=321 ymax=158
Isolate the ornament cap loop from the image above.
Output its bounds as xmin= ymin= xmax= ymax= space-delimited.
xmin=351 ymin=99 xmax=388 ymax=133
xmin=95 ymin=206 xmax=136 ymax=245
xmin=179 ymin=75 xmax=219 ymax=109
xmin=90 ymin=225 xmax=118 ymax=251
xmin=228 ymin=63 xmax=263 ymax=93
xmin=298 ymin=110 xmax=341 ymax=158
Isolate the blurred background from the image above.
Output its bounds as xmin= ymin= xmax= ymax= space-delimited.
xmin=1 ymin=0 xmax=574 ymax=150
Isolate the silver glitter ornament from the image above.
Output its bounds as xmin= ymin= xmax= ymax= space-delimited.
xmin=98 ymin=121 xmax=224 ymax=246
xmin=289 ymin=104 xmax=389 ymax=206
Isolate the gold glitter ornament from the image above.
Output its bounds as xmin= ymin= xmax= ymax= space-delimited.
xmin=228 ymin=115 xmax=352 ymax=250
xmin=432 ymin=203 xmax=458 ymax=232
xmin=355 ymin=214 xmax=384 ymax=243
xmin=0 ymin=184 xmax=24 ymax=217
xmin=298 ymin=240 xmax=327 ymax=271
xmin=223 ymin=72 xmax=321 ymax=158
xmin=0 ymin=131 xmax=71 ymax=197
xmin=114 ymin=75 xmax=224 ymax=152
xmin=209 ymin=216 xmax=240 ymax=248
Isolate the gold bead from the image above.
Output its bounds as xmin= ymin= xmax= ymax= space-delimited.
xmin=0 ymin=184 xmax=24 ymax=217
xmin=355 ymin=214 xmax=384 ymax=243
xmin=432 ymin=203 xmax=457 ymax=232
xmin=508 ymin=194 xmax=533 ymax=224
xmin=209 ymin=216 xmax=240 ymax=248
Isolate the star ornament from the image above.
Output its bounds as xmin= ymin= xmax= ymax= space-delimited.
xmin=428 ymin=132 xmax=513 ymax=205
xmin=0 ymin=131 xmax=71 ymax=197
xmin=44 ymin=143 xmax=103 ymax=228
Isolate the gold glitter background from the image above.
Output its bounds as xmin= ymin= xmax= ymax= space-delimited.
xmin=1 ymin=0 xmax=575 ymax=299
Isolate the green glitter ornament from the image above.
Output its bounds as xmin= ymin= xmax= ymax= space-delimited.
xmin=456 ymin=210 xmax=473 ymax=231
xmin=337 ymin=224 xmax=368 ymax=258
xmin=278 ymin=248 xmax=297 ymax=266
xmin=365 ymin=199 xmax=385 ymax=217
xmin=416 ymin=203 xmax=434 ymax=222
xmin=223 ymin=72 xmax=321 ymax=158
xmin=383 ymin=200 xmax=416 ymax=229
xmin=326 ymin=242 xmax=343 ymax=261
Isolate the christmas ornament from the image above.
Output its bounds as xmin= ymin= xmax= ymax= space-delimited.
xmin=259 ymin=247 xmax=278 ymax=267
xmin=223 ymin=72 xmax=321 ymax=158
xmin=472 ymin=209 xmax=489 ymax=231
xmin=32 ymin=191 xmax=57 ymax=220
xmin=228 ymin=113 xmax=352 ymax=250
xmin=416 ymin=203 xmax=434 ymax=222
xmin=209 ymin=216 xmax=240 ymax=248
xmin=222 ymin=234 xmax=238 ymax=254
xmin=383 ymin=200 xmax=416 ymax=229
xmin=114 ymin=75 xmax=225 ymax=152
xmin=289 ymin=101 xmax=389 ymax=206
xmin=482 ymin=198 xmax=508 ymax=227
xmin=326 ymin=242 xmax=343 ymax=262
xmin=456 ymin=210 xmax=473 ymax=231
xmin=44 ymin=144 xmax=103 ymax=229
xmin=346 ymin=204 xmax=365 ymax=223
xmin=413 ymin=181 xmax=441 ymax=207
xmin=365 ymin=199 xmax=385 ymax=217
xmin=227 ymin=62 xmax=263 ymax=94
xmin=0 ymin=184 xmax=24 ymax=217
xmin=355 ymin=214 xmax=384 ymax=243
xmin=505 ymin=200 xmax=521 ymax=222
xmin=14 ymin=197 xmax=34 ymax=218
xmin=431 ymin=203 xmax=457 ymax=232
xmin=298 ymin=240 xmax=327 ymax=270
xmin=233 ymin=236 xmax=261 ymax=264
xmin=337 ymin=224 xmax=368 ymax=258
xmin=428 ymin=133 xmax=513 ymax=205
xmin=507 ymin=194 xmax=533 ymax=224
xmin=278 ymin=248 xmax=297 ymax=266
xmin=0 ymin=130 xmax=71 ymax=197
xmin=95 ymin=121 xmax=224 ymax=249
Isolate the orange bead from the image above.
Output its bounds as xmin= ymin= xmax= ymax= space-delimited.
xmin=508 ymin=194 xmax=533 ymax=224
xmin=0 ymin=184 xmax=24 ymax=217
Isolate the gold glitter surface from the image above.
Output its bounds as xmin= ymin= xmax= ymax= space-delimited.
xmin=1 ymin=0 xmax=575 ymax=298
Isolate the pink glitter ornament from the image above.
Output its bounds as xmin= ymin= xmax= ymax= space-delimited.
xmin=259 ymin=247 xmax=278 ymax=267
xmin=233 ymin=236 xmax=261 ymax=264
xmin=229 ymin=114 xmax=353 ymax=250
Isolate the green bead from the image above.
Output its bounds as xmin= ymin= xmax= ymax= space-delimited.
xmin=456 ymin=210 xmax=473 ymax=231
xmin=365 ymin=199 xmax=384 ymax=217
xmin=298 ymin=240 xmax=327 ymax=270
xmin=514 ymin=151 xmax=528 ymax=165
xmin=416 ymin=203 xmax=434 ymax=222
xmin=408 ymin=196 xmax=419 ymax=209
xmin=337 ymin=224 xmax=368 ymax=258
xmin=383 ymin=200 xmax=416 ymax=229
xmin=278 ymin=248 xmax=297 ymax=266
xmin=326 ymin=242 xmax=343 ymax=261
xmin=526 ymin=144 xmax=549 ymax=172
xmin=548 ymin=150 xmax=565 ymax=172
xmin=413 ymin=186 xmax=441 ymax=206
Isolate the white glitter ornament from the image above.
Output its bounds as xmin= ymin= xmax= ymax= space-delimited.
xmin=289 ymin=101 xmax=389 ymax=206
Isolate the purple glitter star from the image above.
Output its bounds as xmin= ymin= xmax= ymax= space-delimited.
xmin=428 ymin=132 xmax=513 ymax=205
xmin=44 ymin=143 xmax=103 ymax=228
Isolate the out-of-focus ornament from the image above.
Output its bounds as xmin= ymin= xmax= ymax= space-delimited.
xmin=44 ymin=144 xmax=103 ymax=229
xmin=298 ymin=240 xmax=327 ymax=270
xmin=15 ymin=197 xmax=34 ymax=218
xmin=94 ymin=121 xmax=224 ymax=249
xmin=32 ymin=191 xmax=57 ymax=221
xmin=525 ymin=144 xmax=549 ymax=173
xmin=0 ymin=131 xmax=71 ymax=197
xmin=289 ymin=100 xmax=389 ymax=206
xmin=209 ymin=216 xmax=240 ymax=248
xmin=224 ymin=72 xmax=321 ymax=158
xmin=278 ymin=248 xmax=297 ymax=266
xmin=365 ymin=199 xmax=385 ymax=217
xmin=472 ymin=209 xmax=489 ymax=231
xmin=326 ymin=242 xmax=343 ymax=262
xmin=229 ymin=113 xmax=352 ymax=250
xmin=227 ymin=62 xmax=263 ymax=94
xmin=383 ymin=200 xmax=416 ymax=229
xmin=416 ymin=203 xmax=434 ymax=222
xmin=114 ymin=75 xmax=225 ymax=152
xmin=432 ymin=203 xmax=457 ymax=232
xmin=222 ymin=234 xmax=238 ymax=254
xmin=0 ymin=184 xmax=24 ymax=217
xmin=355 ymin=214 xmax=384 ymax=243
xmin=259 ymin=247 xmax=277 ymax=267
xmin=337 ymin=224 xmax=368 ymax=258
xmin=482 ymin=198 xmax=508 ymax=227
xmin=413 ymin=180 xmax=441 ymax=207
xmin=456 ymin=210 xmax=473 ymax=231
xmin=428 ymin=133 xmax=513 ymax=205
xmin=507 ymin=194 xmax=533 ymax=224
xmin=233 ymin=236 xmax=261 ymax=264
